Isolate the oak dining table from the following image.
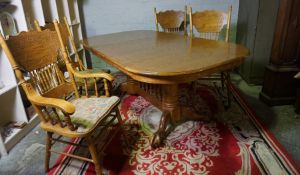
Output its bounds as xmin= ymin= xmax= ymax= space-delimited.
xmin=83 ymin=30 xmax=249 ymax=147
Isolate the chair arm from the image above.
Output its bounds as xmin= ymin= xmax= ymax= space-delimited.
xmin=72 ymin=69 xmax=115 ymax=82
xmin=29 ymin=93 xmax=75 ymax=114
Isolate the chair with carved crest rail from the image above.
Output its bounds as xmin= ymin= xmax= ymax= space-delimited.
xmin=154 ymin=7 xmax=187 ymax=34
xmin=34 ymin=18 xmax=85 ymax=73
xmin=0 ymin=29 xmax=122 ymax=175
xmin=34 ymin=18 xmax=110 ymax=97
xmin=189 ymin=5 xmax=233 ymax=107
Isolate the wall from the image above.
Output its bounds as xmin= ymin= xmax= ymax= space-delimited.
xmin=237 ymin=0 xmax=280 ymax=84
xmin=79 ymin=0 xmax=239 ymax=70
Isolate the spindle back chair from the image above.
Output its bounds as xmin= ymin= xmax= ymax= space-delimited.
xmin=0 ymin=29 xmax=122 ymax=175
xmin=189 ymin=6 xmax=232 ymax=41
xmin=34 ymin=19 xmax=110 ymax=97
xmin=154 ymin=7 xmax=187 ymax=34
xmin=189 ymin=6 xmax=233 ymax=108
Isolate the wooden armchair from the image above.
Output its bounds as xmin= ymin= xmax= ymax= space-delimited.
xmin=154 ymin=7 xmax=187 ymax=34
xmin=189 ymin=6 xmax=233 ymax=107
xmin=0 ymin=29 xmax=122 ymax=175
xmin=34 ymin=19 xmax=110 ymax=96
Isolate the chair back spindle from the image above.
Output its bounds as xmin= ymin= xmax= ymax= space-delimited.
xmin=1 ymin=26 xmax=121 ymax=175
xmin=53 ymin=20 xmax=112 ymax=98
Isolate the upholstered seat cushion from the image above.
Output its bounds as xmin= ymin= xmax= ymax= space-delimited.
xmin=68 ymin=96 xmax=120 ymax=132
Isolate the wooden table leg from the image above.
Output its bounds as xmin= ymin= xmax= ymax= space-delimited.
xmin=120 ymin=77 xmax=137 ymax=95
xmin=161 ymin=84 xmax=180 ymax=123
xmin=151 ymin=84 xmax=180 ymax=148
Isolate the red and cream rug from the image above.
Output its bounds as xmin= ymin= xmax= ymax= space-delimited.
xmin=48 ymin=82 xmax=300 ymax=175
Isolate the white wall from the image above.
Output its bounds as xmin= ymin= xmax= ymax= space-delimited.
xmin=81 ymin=0 xmax=239 ymax=36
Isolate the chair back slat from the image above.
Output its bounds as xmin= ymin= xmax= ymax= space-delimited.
xmin=192 ymin=10 xmax=227 ymax=33
xmin=34 ymin=20 xmax=56 ymax=32
xmin=5 ymin=30 xmax=61 ymax=71
xmin=189 ymin=6 xmax=232 ymax=42
xmin=35 ymin=19 xmax=85 ymax=71
xmin=41 ymin=23 xmax=56 ymax=31
xmin=1 ymin=29 xmax=71 ymax=98
xmin=154 ymin=7 xmax=187 ymax=34
xmin=35 ymin=21 xmax=69 ymax=48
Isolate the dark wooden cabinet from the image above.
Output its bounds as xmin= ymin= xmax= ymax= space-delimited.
xmin=260 ymin=0 xmax=300 ymax=105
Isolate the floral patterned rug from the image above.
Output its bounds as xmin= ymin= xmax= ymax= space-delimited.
xmin=48 ymin=81 xmax=300 ymax=175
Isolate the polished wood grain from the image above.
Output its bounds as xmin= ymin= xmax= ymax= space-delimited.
xmin=6 ymin=30 xmax=61 ymax=71
xmin=189 ymin=6 xmax=232 ymax=41
xmin=83 ymin=30 xmax=249 ymax=147
xmin=154 ymin=7 xmax=187 ymax=34
xmin=34 ymin=20 xmax=56 ymax=31
xmin=34 ymin=19 xmax=85 ymax=70
xmin=84 ymin=30 xmax=248 ymax=83
xmin=0 ymin=29 xmax=121 ymax=175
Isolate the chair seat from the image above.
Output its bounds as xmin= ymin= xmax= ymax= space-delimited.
xmin=69 ymin=96 xmax=120 ymax=132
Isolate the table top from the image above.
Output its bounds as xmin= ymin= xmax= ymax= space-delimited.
xmin=83 ymin=30 xmax=249 ymax=83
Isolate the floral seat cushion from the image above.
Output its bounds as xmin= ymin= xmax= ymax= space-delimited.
xmin=68 ymin=96 xmax=120 ymax=132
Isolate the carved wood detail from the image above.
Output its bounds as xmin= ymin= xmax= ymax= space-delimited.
xmin=154 ymin=7 xmax=187 ymax=34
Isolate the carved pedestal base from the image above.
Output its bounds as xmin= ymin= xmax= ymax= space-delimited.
xmin=121 ymin=78 xmax=210 ymax=148
xmin=260 ymin=65 xmax=299 ymax=106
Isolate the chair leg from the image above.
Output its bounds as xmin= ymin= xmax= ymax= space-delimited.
xmin=114 ymin=107 xmax=133 ymax=149
xmin=87 ymin=137 xmax=102 ymax=175
xmin=115 ymin=108 xmax=122 ymax=124
xmin=221 ymin=72 xmax=225 ymax=89
xmin=225 ymin=71 xmax=232 ymax=108
xmin=189 ymin=81 xmax=197 ymax=98
xmin=45 ymin=132 xmax=53 ymax=173
xmin=79 ymin=86 xmax=83 ymax=95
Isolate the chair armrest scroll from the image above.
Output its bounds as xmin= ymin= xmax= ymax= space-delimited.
xmin=29 ymin=94 xmax=75 ymax=114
